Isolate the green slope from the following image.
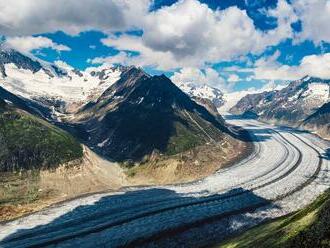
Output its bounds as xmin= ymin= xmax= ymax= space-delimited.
xmin=219 ymin=189 xmax=330 ymax=248
xmin=0 ymin=100 xmax=83 ymax=172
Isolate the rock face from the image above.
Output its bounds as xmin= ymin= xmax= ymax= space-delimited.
xmin=0 ymin=48 xmax=42 ymax=77
xmin=73 ymin=67 xmax=231 ymax=162
xmin=0 ymin=85 xmax=53 ymax=119
xmin=302 ymin=102 xmax=330 ymax=139
xmin=0 ymin=99 xmax=83 ymax=172
xmin=230 ymin=91 xmax=277 ymax=117
xmin=230 ymin=76 xmax=330 ymax=138
xmin=231 ymin=76 xmax=330 ymax=125
xmin=192 ymin=96 xmax=224 ymax=122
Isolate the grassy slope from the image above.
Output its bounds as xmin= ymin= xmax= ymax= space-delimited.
xmin=0 ymin=101 xmax=84 ymax=220
xmin=219 ymin=189 xmax=330 ymax=248
xmin=0 ymin=102 xmax=83 ymax=172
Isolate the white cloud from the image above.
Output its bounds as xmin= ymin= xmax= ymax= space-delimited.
xmin=0 ymin=0 xmax=151 ymax=35
xmin=292 ymin=0 xmax=330 ymax=44
xmin=54 ymin=60 xmax=74 ymax=70
xmin=227 ymin=74 xmax=240 ymax=82
xmin=90 ymin=51 xmax=134 ymax=66
xmin=98 ymin=0 xmax=297 ymax=70
xmin=95 ymin=35 xmax=179 ymax=70
xmin=4 ymin=36 xmax=70 ymax=53
xmin=253 ymin=51 xmax=330 ymax=80
xmin=170 ymin=67 xmax=232 ymax=91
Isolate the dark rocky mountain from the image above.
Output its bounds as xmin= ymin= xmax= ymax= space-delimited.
xmin=0 ymin=48 xmax=42 ymax=77
xmin=72 ymin=67 xmax=232 ymax=162
xmin=0 ymin=85 xmax=53 ymax=119
xmin=0 ymin=98 xmax=83 ymax=172
xmin=230 ymin=76 xmax=330 ymax=125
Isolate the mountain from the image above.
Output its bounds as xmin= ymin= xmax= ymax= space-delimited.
xmin=0 ymin=85 xmax=53 ymax=119
xmin=72 ymin=67 xmax=232 ymax=162
xmin=0 ymin=47 xmax=126 ymax=115
xmin=230 ymin=90 xmax=277 ymax=117
xmin=302 ymin=102 xmax=330 ymax=139
xmin=175 ymin=81 xmax=224 ymax=108
xmin=0 ymin=48 xmax=241 ymax=165
xmin=193 ymin=96 xmax=224 ymax=122
xmin=0 ymin=48 xmax=42 ymax=77
xmin=0 ymin=98 xmax=83 ymax=172
xmin=230 ymin=76 xmax=330 ymax=125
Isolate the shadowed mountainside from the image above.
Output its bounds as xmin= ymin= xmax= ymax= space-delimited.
xmin=71 ymin=67 xmax=235 ymax=162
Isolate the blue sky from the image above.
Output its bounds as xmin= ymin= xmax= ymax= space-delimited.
xmin=1 ymin=0 xmax=330 ymax=92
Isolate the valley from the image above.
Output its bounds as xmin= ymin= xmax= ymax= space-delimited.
xmin=0 ymin=48 xmax=251 ymax=222
xmin=1 ymin=1 xmax=330 ymax=247
xmin=0 ymin=116 xmax=328 ymax=247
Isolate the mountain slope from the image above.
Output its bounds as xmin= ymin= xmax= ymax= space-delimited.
xmin=302 ymin=102 xmax=330 ymax=139
xmin=0 ymin=48 xmax=42 ymax=77
xmin=0 ymin=99 xmax=83 ymax=172
xmin=220 ymin=189 xmax=330 ymax=248
xmin=72 ymin=67 xmax=232 ymax=162
xmin=0 ymin=48 xmax=125 ymax=114
xmin=230 ymin=90 xmax=277 ymax=117
xmin=0 ymin=98 xmax=128 ymax=222
xmin=175 ymin=81 xmax=224 ymax=108
xmin=0 ymin=85 xmax=53 ymax=119
xmin=230 ymin=76 xmax=330 ymax=126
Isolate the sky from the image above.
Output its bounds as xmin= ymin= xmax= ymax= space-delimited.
xmin=0 ymin=0 xmax=330 ymax=92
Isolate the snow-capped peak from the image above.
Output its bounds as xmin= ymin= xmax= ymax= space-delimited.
xmin=175 ymin=81 xmax=224 ymax=107
xmin=0 ymin=49 xmax=125 ymax=113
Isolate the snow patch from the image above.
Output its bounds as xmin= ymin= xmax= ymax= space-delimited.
xmin=302 ymin=83 xmax=329 ymax=102
xmin=97 ymin=138 xmax=110 ymax=148
xmin=1 ymin=63 xmax=122 ymax=106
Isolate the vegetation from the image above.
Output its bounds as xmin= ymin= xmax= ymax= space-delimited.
xmin=0 ymin=103 xmax=83 ymax=172
xmin=219 ymin=189 xmax=330 ymax=248
xmin=166 ymin=121 xmax=203 ymax=156
xmin=0 ymin=101 xmax=84 ymax=220
xmin=0 ymin=171 xmax=40 ymax=206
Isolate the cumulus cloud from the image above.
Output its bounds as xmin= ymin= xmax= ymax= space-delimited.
xmin=253 ymin=51 xmax=330 ymax=80
xmin=98 ymin=0 xmax=297 ymax=70
xmin=96 ymin=35 xmax=180 ymax=69
xmin=54 ymin=60 xmax=74 ymax=70
xmin=170 ymin=67 xmax=233 ymax=91
xmin=4 ymin=36 xmax=70 ymax=53
xmin=0 ymin=0 xmax=151 ymax=35
xmin=292 ymin=0 xmax=330 ymax=44
xmin=90 ymin=51 xmax=135 ymax=66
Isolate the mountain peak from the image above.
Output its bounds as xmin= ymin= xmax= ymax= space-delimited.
xmin=73 ymin=73 xmax=229 ymax=161
xmin=231 ymin=75 xmax=330 ymax=126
